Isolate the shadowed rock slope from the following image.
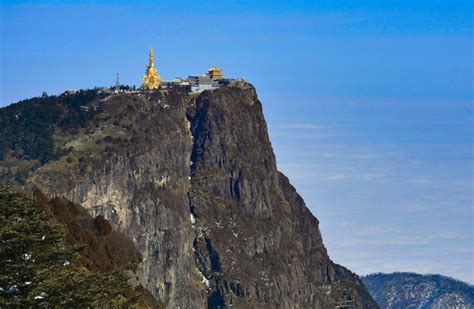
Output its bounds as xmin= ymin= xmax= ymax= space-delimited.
xmin=0 ymin=84 xmax=377 ymax=308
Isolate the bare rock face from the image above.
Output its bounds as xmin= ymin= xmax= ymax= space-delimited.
xmin=186 ymin=86 xmax=376 ymax=308
xmin=0 ymin=84 xmax=377 ymax=308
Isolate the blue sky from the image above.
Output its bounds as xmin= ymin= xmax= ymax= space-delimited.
xmin=1 ymin=1 xmax=473 ymax=283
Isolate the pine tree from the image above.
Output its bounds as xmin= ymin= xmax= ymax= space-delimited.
xmin=0 ymin=186 xmax=142 ymax=307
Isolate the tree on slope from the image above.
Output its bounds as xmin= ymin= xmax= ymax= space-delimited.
xmin=0 ymin=186 xmax=139 ymax=308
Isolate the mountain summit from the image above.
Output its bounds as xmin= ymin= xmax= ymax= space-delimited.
xmin=362 ymin=272 xmax=474 ymax=309
xmin=0 ymin=83 xmax=377 ymax=308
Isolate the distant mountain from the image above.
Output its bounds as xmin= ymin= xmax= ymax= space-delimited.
xmin=362 ymin=272 xmax=474 ymax=309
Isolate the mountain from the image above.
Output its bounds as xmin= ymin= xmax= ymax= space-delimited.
xmin=362 ymin=273 xmax=474 ymax=309
xmin=0 ymin=83 xmax=377 ymax=308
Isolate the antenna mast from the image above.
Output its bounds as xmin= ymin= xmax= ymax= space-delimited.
xmin=115 ymin=72 xmax=120 ymax=93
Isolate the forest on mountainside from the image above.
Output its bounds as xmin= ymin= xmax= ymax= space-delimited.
xmin=0 ymin=186 xmax=160 ymax=308
xmin=0 ymin=89 xmax=102 ymax=164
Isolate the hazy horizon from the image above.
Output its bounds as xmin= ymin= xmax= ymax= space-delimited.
xmin=1 ymin=0 xmax=472 ymax=283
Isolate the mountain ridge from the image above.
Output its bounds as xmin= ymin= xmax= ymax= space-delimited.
xmin=0 ymin=84 xmax=377 ymax=307
xmin=362 ymin=272 xmax=474 ymax=309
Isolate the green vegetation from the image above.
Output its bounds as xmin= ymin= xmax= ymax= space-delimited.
xmin=0 ymin=89 xmax=104 ymax=164
xmin=0 ymin=186 xmax=141 ymax=307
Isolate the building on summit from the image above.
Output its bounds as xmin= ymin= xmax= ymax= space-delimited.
xmin=142 ymin=48 xmax=161 ymax=89
xmin=186 ymin=75 xmax=215 ymax=92
xmin=208 ymin=67 xmax=222 ymax=81
xmin=141 ymin=48 xmax=235 ymax=92
xmin=161 ymin=70 xmax=226 ymax=93
xmin=176 ymin=67 xmax=223 ymax=92
xmin=165 ymin=67 xmax=226 ymax=92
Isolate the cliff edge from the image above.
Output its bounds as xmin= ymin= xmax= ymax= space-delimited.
xmin=0 ymin=84 xmax=377 ymax=308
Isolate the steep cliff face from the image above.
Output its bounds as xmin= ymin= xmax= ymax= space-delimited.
xmin=0 ymin=84 xmax=377 ymax=307
xmin=186 ymin=86 xmax=375 ymax=308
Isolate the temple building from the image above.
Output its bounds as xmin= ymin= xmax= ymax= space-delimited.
xmin=142 ymin=48 xmax=161 ymax=89
xmin=186 ymin=75 xmax=214 ymax=92
xmin=208 ymin=67 xmax=222 ymax=81
xmin=142 ymin=49 xmax=230 ymax=92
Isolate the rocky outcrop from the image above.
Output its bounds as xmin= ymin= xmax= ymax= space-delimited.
xmin=186 ymin=86 xmax=375 ymax=308
xmin=33 ymin=189 xmax=142 ymax=273
xmin=1 ymin=84 xmax=377 ymax=307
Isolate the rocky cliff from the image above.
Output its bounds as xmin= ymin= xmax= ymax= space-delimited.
xmin=0 ymin=83 xmax=377 ymax=308
xmin=362 ymin=273 xmax=474 ymax=309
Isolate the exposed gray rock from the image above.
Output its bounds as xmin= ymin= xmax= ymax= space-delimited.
xmin=1 ymin=84 xmax=377 ymax=308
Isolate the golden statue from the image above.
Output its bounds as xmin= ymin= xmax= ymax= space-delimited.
xmin=142 ymin=48 xmax=161 ymax=89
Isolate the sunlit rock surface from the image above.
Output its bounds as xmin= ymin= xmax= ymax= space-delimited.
xmin=1 ymin=84 xmax=377 ymax=308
